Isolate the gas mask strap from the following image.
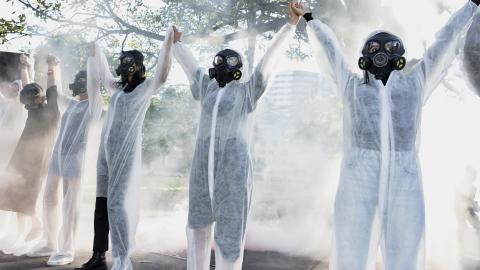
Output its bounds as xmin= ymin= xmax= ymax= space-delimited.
xmin=121 ymin=33 xmax=129 ymax=52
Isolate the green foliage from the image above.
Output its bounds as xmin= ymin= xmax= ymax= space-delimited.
xmin=0 ymin=15 xmax=26 ymax=44
xmin=1 ymin=0 xmax=63 ymax=44
xmin=142 ymin=84 xmax=199 ymax=174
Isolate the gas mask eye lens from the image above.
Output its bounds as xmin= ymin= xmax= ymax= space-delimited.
xmin=213 ymin=56 xmax=224 ymax=66
xmin=122 ymin=56 xmax=134 ymax=65
xmin=385 ymin=41 xmax=401 ymax=53
xmin=226 ymin=56 xmax=239 ymax=67
xmin=366 ymin=41 xmax=380 ymax=54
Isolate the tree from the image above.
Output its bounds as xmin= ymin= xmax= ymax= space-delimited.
xmin=142 ymin=85 xmax=199 ymax=174
xmin=1 ymin=0 xmax=62 ymax=44
xmin=9 ymin=0 xmax=311 ymax=71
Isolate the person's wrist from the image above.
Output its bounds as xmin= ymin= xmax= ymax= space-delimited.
xmin=47 ymin=67 xmax=55 ymax=75
xmin=288 ymin=17 xmax=299 ymax=25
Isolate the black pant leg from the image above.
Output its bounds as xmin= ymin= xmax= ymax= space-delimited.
xmin=93 ymin=197 xmax=109 ymax=252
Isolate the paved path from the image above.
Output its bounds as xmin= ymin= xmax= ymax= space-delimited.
xmin=0 ymin=251 xmax=327 ymax=270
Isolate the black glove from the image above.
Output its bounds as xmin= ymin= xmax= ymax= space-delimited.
xmin=473 ymin=0 xmax=480 ymax=6
xmin=303 ymin=13 xmax=314 ymax=22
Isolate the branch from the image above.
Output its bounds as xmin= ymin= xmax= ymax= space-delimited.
xmin=102 ymin=0 xmax=166 ymax=40
xmin=184 ymin=17 xmax=287 ymax=43
xmin=16 ymin=0 xmax=288 ymax=46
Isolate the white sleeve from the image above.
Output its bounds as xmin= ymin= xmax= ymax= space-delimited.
xmin=93 ymin=42 xmax=118 ymax=95
xmin=149 ymin=26 xmax=174 ymax=93
xmin=87 ymin=56 xmax=104 ymax=120
xmin=307 ymin=19 xmax=354 ymax=98
xmin=409 ymin=1 xmax=480 ymax=103
xmin=173 ymin=41 xmax=209 ymax=100
xmin=173 ymin=42 xmax=202 ymax=84
xmin=247 ymin=23 xmax=296 ymax=104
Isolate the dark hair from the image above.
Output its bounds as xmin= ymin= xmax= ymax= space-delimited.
xmin=117 ymin=69 xmax=146 ymax=92
xmin=76 ymin=70 xmax=87 ymax=79
xmin=21 ymin=82 xmax=43 ymax=96
xmin=20 ymin=82 xmax=43 ymax=105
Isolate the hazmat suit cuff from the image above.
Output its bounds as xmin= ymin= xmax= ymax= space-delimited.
xmin=303 ymin=13 xmax=314 ymax=22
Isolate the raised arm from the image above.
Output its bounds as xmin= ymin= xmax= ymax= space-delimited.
xmin=411 ymin=0 xmax=480 ymax=103
xmin=247 ymin=23 xmax=296 ymax=101
xmin=149 ymin=26 xmax=174 ymax=92
xmin=172 ymin=26 xmax=209 ymax=100
xmin=293 ymin=3 xmax=353 ymax=98
xmin=46 ymin=54 xmax=60 ymax=90
xmin=245 ymin=2 xmax=298 ymax=108
xmin=91 ymin=42 xmax=118 ymax=94
xmin=47 ymin=54 xmax=74 ymax=108
xmin=19 ymin=54 xmax=32 ymax=85
xmin=45 ymin=54 xmax=61 ymax=107
xmin=86 ymin=54 xmax=104 ymax=120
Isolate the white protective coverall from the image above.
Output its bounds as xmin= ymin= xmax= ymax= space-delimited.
xmin=173 ymin=23 xmax=295 ymax=269
xmin=94 ymin=28 xmax=173 ymax=270
xmin=306 ymin=2 xmax=479 ymax=269
xmin=32 ymin=59 xmax=103 ymax=264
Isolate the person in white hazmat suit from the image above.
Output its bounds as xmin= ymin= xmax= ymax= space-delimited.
xmin=171 ymin=3 xmax=300 ymax=269
xmin=75 ymin=28 xmax=174 ymax=270
xmin=27 ymin=54 xmax=104 ymax=266
xmin=291 ymin=1 xmax=480 ymax=269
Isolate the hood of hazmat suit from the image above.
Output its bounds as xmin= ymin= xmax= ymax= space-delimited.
xmin=173 ymin=22 xmax=295 ymax=269
xmin=39 ymin=60 xmax=104 ymax=259
xmin=306 ymin=2 xmax=479 ymax=269
xmin=92 ymin=27 xmax=173 ymax=270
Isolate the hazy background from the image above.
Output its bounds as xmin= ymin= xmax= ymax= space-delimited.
xmin=1 ymin=0 xmax=480 ymax=269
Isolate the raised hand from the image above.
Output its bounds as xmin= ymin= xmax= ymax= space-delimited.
xmin=173 ymin=26 xmax=182 ymax=43
xmin=291 ymin=1 xmax=308 ymax=16
xmin=19 ymin=54 xmax=31 ymax=68
xmin=288 ymin=1 xmax=301 ymax=25
xmin=46 ymin=54 xmax=60 ymax=67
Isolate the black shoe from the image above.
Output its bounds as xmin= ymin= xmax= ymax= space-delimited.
xmin=75 ymin=252 xmax=107 ymax=270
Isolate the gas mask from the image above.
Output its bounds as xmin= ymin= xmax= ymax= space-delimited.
xmin=115 ymin=50 xmax=146 ymax=92
xmin=208 ymin=49 xmax=243 ymax=88
xmin=116 ymin=50 xmax=145 ymax=78
xmin=69 ymin=70 xmax=87 ymax=97
xmin=20 ymin=83 xmax=45 ymax=110
xmin=358 ymin=32 xmax=406 ymax=82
